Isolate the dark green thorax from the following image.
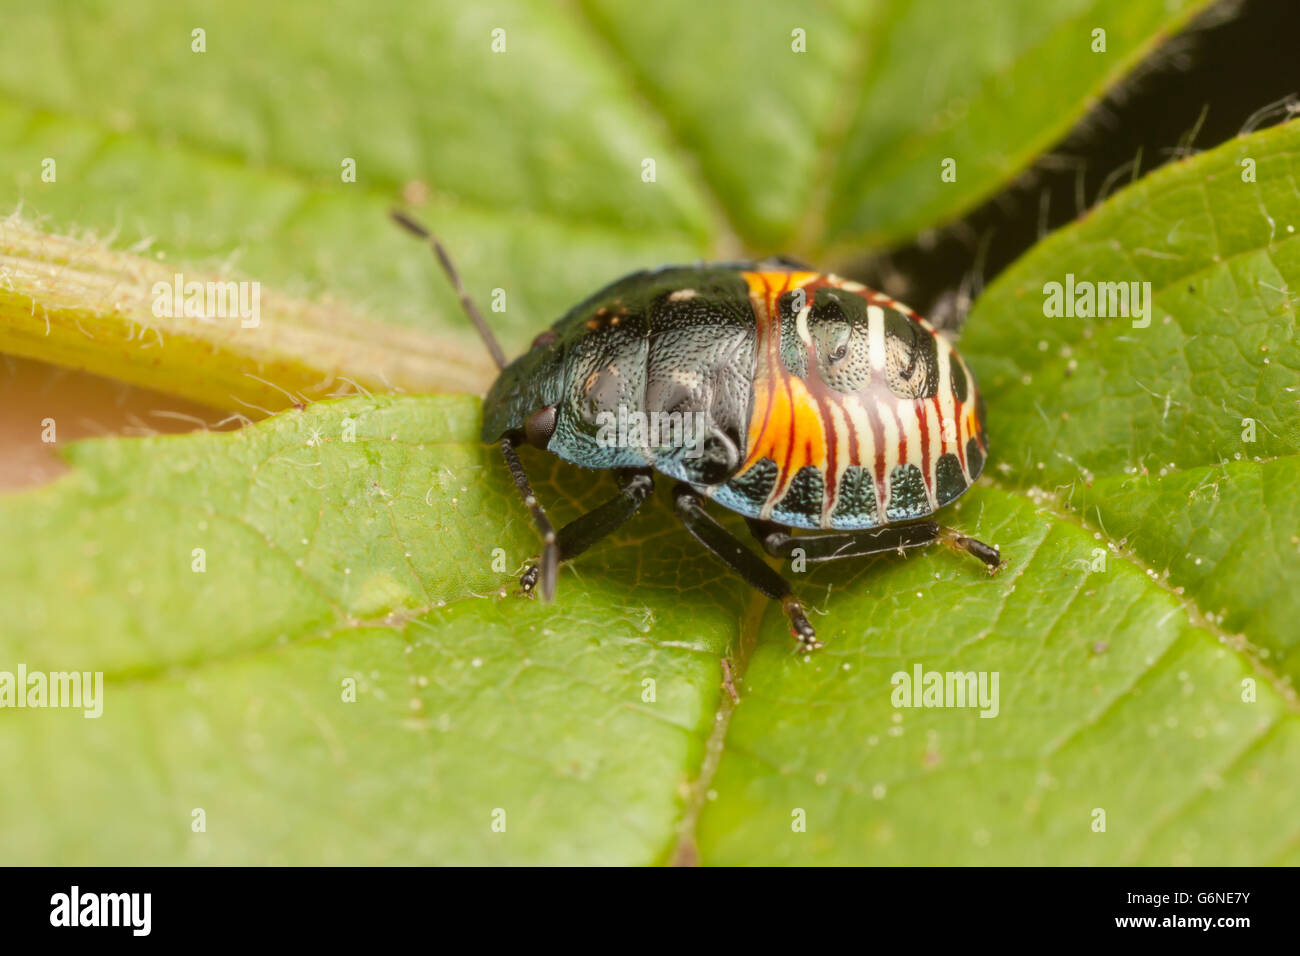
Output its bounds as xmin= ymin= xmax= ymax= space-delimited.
xmin=481 ymin=265 xmax=759 ymax=484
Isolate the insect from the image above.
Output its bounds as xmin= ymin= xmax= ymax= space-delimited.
xmin=394 ymin=212 xmax=1001 ymax=651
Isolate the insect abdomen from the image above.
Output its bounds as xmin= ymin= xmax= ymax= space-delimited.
xmin=709 ymin=271 xmax=988 ymax=530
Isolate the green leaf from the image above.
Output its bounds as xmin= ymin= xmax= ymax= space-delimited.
xmin=1 ymin=0 xmax=1213 ymax=396
xmin=4 ymin=4 xmax=1296 ymax=866
xmin=7 ymin=110 xmax=1300 ymax=856
xmin=959 ymin=118 xmax=1300 ymax=680
xmin=696 ymin=120 xmax=1300 ymax=865
xmin=578 ymin=0 xmax=1218 ymax=248
xmin=696 ymin=489 xmax=1299 ymax=865
xmin=0 ymin=396 xmax=751 ymax=864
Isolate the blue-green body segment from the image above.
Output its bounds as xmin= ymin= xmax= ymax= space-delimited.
xmin=482 ymin=264 xmax=988 ymax=530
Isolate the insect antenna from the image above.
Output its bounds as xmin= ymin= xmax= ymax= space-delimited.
xmin=391 ymin=209 xmax=508 ymax=370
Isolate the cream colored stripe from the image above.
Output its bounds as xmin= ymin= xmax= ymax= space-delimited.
xmin=867 ymin=304 xmax=886 ymax=373
xmin=935 ymin=333 xmax=957 ymax=456
xmin=821 ymin=401 xmax=851 ymax=528
xmin=876 ymin=397 xmax=898 ymax=516
xmin=894 ymin=396 xmax=935 ymax=512
xmin=954 ymin=351 xmax=976 ymax=483
xmin=795 ymin=303 xmax=812 ymax=349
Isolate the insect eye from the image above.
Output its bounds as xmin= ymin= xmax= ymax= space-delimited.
xmin=523 ymin=405 xmax=557 ymax=449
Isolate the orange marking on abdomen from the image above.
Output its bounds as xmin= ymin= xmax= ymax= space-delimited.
xmin=740 ymin=270 xmax=820 ymax=305
xmin=742 ymin=370 xmax=828 ymax=510
xmin=735 ymin=270 xmax=830 ymax=517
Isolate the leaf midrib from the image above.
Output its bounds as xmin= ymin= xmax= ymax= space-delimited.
xmin=5 ymin=411 xmax=1296 ymax=865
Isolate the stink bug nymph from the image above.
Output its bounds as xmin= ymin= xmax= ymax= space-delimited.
xmin=394 ymin=212 xmax=1002 ymax=651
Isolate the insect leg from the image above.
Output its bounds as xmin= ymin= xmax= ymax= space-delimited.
xmin=748 ymin=518 xmax=939 ymax=561
xmin=936 ymin=527 xmax=1003 ymax=571
xmin=671 ymin=484 xmax=821 ymax=651
xmin=520 ymin=469 xmax=654 ymax=593
xmin=748 ymin=518 xmax=1001 ymax=572
xmin=500 ymin=438 xmax=559 ymax=600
